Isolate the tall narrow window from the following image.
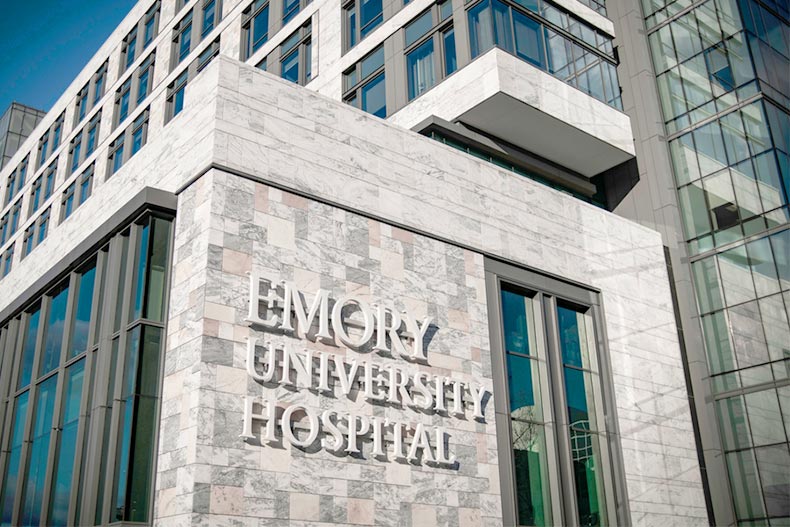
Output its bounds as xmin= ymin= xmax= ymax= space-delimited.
xmin=279 ymin=22 xmax=312 ymax=85
xmin=117 ymin=80 xmax=132 ymax=126
xmin=109 ymin=136 xmax=126 ymax=176
xmin=19 ymin=374 xmax=58 ymax=526
xmin=143 ymin=2 xmax=160 ymax=46
xmin=500 ymin=287 xmax=552 ymax=526
xmin=0 ymin=393 xmax=29 ymax=523
xmin=1 ymin=246 xmax=13 ymax=276
xmin=557 ymin=305 xmax=608 ymax=526
xmin=202 ymin=0 xmax=217 ymax=36
xmin=344 ymin=0 xmax=383 ymax=49
xmin=283 ymin=0 xmax=302 ymax=24
xmin=167 ymin=71 xmax=189 ymax=121
xmin=343 ymin=46 xmax=386 ymax=117
xmin=137 ymin=55 xmax=155 ymax=103
xmin=47 ymin=359 xmax=86 ymax=527
xmin=70 ymin=136 xmax=83 ymax=174
xmin=173 ymin=12 xmax=192 ymax=65
xmin=1 ymin=250 xmax=10 ymax=275
xmin=404 ymin=3 xmax=456 ymax=101
xmin=243 ymin=0 xmax=270 ymax=58
xmin=488 ymin=261 xmax=621 ymax=527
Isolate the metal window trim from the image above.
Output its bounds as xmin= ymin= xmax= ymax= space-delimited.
xmin=484 ymin=256 xmax=631 ymax=527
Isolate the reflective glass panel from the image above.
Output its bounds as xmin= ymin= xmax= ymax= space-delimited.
xmin=41 ymin=284 xmax=69 ymax=376
xmin=18 ymin=307 xmax=40 ymax=389
xmin=20 ymin=375 xmax=58 ymax=526
xmin=281 ymin=50 xmax=300 ymax=83
xmin=361 ymin=72 xmax=386 ymax=118
xmin=69 ymin=265 xmax=96 ymax=358
xmin=512 ymin=422 xmax=551 ymax=527
xmin=570 ymin=430 xmax=607 ymax=527
xmin=407 ymin=39 xmax=436 ymax=100
xmin=0 ymin=393 xmax=29 ymax=526
xmin=48 ymin=359 xmax=85 ymax=527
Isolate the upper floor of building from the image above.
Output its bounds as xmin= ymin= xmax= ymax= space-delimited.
xmin=0 ymin=0 xmax=637 ymax=282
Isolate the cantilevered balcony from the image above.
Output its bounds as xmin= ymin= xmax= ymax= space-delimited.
xmin=389 ymin=47 xmax=635 ymax=178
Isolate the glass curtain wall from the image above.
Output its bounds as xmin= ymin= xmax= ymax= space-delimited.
xmin=643 ymin=0 xmax=790 ymax=524
xmin=0 ymin=211 xmax=172 ymax=527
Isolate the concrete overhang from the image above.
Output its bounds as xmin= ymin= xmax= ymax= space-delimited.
xmin=388 ymin=48 xmax=635 ymax=177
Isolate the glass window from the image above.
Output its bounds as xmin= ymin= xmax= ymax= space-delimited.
xmin=112 ymin=142 xmax=125 ymax=174
xmin=727 ymin=449 xmax=766 ymax=520
xmin=443 ymin=28 xmax=457 ymax=75
xmin=283 ymin=0 xmax=300 ymax=23
xmin=119 ymin=84 xmax=131 ymax=123
xmin=144 ymin=13 xmax=157 ymax=45
xmin=405 ymin=10 xmax=433 ymax=47
xmin=179 ymin=22 xmax=192 ymax=62
xmin=716 ymin=395 xmax=751 ymax=450
xmin=407 ymin=40 xmax=436 ymax=100
xmin=495 ymin=278 xmax=616 ymax=527
xmin=138 ymin=66 xmax=150 ymax=103
xmin=47 ymin=359 xmax=85 ymax=527
xmin=17 ymin=308 xmax=40 ymax=389
xmin=174 ymin=75 xmax=188 ymax=116
xmin=0 ymin=393 xmax=29 ymax=525
xmin=281 ymin=49 xmax=300 ymax=83
xmin=469 ymin=0 xmax=496 ymax=57
xmin=702 ymin=311 xmax=735 ymax=374
xmin=202 ymin=0 xmax=216 ymax=36
xmin=501 ymin=288 xmax=551 ymax=526
xmin=360 ymin=0 xmax=383 ymax=38
xmin=247 ymin=1 xmax=270 ymax=55
xmin=69 ymin=264 xmax=96 ymax=358
xmin=126 ymin=35 xmax=137 ymax=70
xmin=41 ymin=284 xmax=69 ymax=376
xmin=513 ymin=10 xmax=544 ymax=68
xmin=132 ymin=125 xmax=144 ymax=154
xmin=744 ymin=389 xmax=785 ymax=446
xmin=754 ymin=445 xmax=790 ymax=518
xmin=111 ymin=326 xmax=162 ymax=522
xmin=678 ymin=181 xmax=711 ymax=238
xmin=361 ymin=72 xmax=386 ymax=117
xmin=20 ymin=375 xmax=58 ymax=526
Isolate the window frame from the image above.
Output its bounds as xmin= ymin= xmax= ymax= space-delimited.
xmin=277 ymin=21 xmax=313 ymax=86
xmin=241 ymin=0 xmax=271 ymax=60
xmin=403 ymin=1 xmax=456 ymax=101
xmin=36 ymin=114 xmax=65 ymax=170
xmin=283 ymin=0 xmax=310 ymax=25
xmin=484 ymin=258 xmax=629 ymax=527
xmin=343 ymin=0 xmax=385 ymax=51
xmin=0 ymin=246 xmax=12 ymax=277
xmin=5 ymin=156 xmax=29 ymax=207
xmin=343 ymin=45 xmax=387 ymax=117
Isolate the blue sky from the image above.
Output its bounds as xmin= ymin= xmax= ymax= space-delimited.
xmin=0 ymin=0 xmax=138 ymax=113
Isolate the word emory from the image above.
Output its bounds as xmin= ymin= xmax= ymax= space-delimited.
xmin=241 ymin=276 xmax=490 ymax=466
xmin=245 ymin=275 xmax=433 ymax=360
